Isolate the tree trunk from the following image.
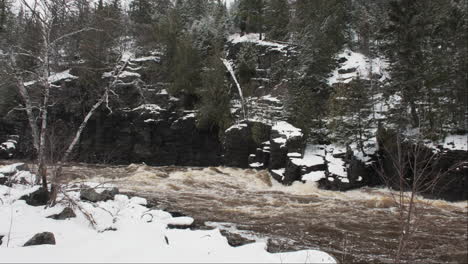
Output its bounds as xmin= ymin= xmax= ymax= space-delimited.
xmin=37 ymin=25 xmax=51 ymax=190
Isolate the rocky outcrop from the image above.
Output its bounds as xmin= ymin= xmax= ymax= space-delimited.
xmin=377 ymin=128 xmax=468 ymax=201
xmin=223 ymin=120 xmax=306 ymax=184
xmin=432 ymin=150 xmax=467 ymax=201
xmin=223 ymin=121 xmax=271 ymax=168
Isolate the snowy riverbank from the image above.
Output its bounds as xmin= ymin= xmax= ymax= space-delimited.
xmin=0 ymin=163 xmax=336 ymax=263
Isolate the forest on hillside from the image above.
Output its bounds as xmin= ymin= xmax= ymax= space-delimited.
xmin=0 ymin=1 xmax=467 ymax=263
xmin=0 ymin=0 xmax=466 ymax=147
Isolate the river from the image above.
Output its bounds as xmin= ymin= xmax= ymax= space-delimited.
xmin=62 ymin=163 xmax=467 ymax=263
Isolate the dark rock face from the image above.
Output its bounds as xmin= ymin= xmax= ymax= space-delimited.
xmin=78 ymin=109 xmax=222 ymax=167
xmin=23 ymin=232 xmax=56 ymax=247
xmin=0 ymin=177 xmax=7 ymax=185
xmin=47 ymin=207 xmax=76 ymax=220
xmin=283 ymin=158 xmax=302 ymax=185
xmin=223 ymin=121 xmax=272 ymax=168
xmin=0 ymin=235 xmax=3 ymax=245
xmin=20 ymin=187 xmax=49 ymax=206
xmin=223 ymin=123 xmax=254 ymax=168
xmin=80 ymin=187 xmax=119 ymax=202
xmin=223 ymin=120 xmax=306 ymax=174
xmin=425 ymin=150 xmax=467 ymax=201
xmin=377 ymin=128 xmax=468 ymax=201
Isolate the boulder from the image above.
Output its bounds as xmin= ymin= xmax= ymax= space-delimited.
xmin=20 ymin=187 xmax=49 ymax=206
xmin=47 ymin=207 xmax=76 ymax=220
xmin=80 ymin=187 xmax=119 ymax=202
xmin=0 ymin=177 xmax=7 ymax=185
xmin=23 ymin=232 xmax=56 ymax=247
xmin=220 ymin=230 xmax=255 ymax=247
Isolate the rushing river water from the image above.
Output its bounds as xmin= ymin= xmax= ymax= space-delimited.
xmin=61 ymin=164 xmax=467 ymax=263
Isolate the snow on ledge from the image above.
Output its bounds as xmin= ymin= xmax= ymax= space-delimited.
xmin=228 ymin=33 xmax=287 ymax=51
xmin=225 ymin=123 xmax=248 ymax=133
xmin=132 ymin=104 xmax=163 ymax=114
xmin=132 ymin=56 xmax=160 ymax=63
xmin=302 ymin=171 xmax=326 ymax=182
xmin=272 ymin=121 xmax=303 ymax=139
xmin=24 ymin=69 xmax=78 ymax=87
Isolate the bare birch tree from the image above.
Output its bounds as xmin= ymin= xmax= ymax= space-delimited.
xmin=4 ymin=0 xmax=128 ymax=201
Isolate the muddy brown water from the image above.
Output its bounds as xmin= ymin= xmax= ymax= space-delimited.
xmin=12 ymin=162 xmax=468 ymax=263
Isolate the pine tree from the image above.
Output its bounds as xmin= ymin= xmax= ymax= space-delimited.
xmin=381 ymin=0 xmax=466 ymax=138
xmin=129 ymin=0 xmax=153 ymax=24
xmin=328 ymin=79 xmax=374 ymax=152
xmin=264 ymin=0 xmax=289 ymax=41
xmin=237 ymin=0 xmax=264 ymax=37
xmin=197 ymin=50 xmax=232 ymax=134
xmin=286 ymin=0 xmax=347 ymax=140
xmin=169 ymin=34 xmax=202 ymax=108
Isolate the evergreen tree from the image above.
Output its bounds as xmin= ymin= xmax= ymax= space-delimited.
xmin=237 ymin=0 xmax=264 ymax=37
xmin=169 ymin=34 xmax=202 ymax=108
xmin=197 ymin=50 xmax=232 ymax=134
xmin=381 ymin=0 xmax=466 ymax=138
xmin=264 ymin=0 xmax=289 ymax=41
xmin=286 ymin=0 xmax=347 ymax=139
xmin=129 ymin=0 xmax=153 ymax=25
xmin=328 ymin=79 xmax=374 ymax=152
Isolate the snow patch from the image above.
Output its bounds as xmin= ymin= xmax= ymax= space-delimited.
xmin=228 ymin=33 xmax=287 ymax=51
xmin=272 ymin=121 xmax=303 ymax=140
xmin=132 ymin=104 xmax=163 ymax=114
xmin=24 ymin=69 xmax=78 ymax=87
xmin=302 ymin=171 xmax=326 ymax=182
xmin=328 ymin=48 xmax=389 ymax=85
xmin=132 ymin=56 xmax=160 ymax=63
xmin=225 ymin=123 xmax=248 ymax=133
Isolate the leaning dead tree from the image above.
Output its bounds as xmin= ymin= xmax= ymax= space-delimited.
xmin=4 ymin=0 xmax=128 ymax=200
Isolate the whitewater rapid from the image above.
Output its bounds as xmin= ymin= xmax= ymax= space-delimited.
xmin=63 ymin=164 xmax=467 ymax=263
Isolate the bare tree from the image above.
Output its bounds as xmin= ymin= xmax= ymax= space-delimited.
xmin=376 ymin=129 xmax=463 ymax=263
xmin=4 ymin=0 xmax=128 ymax=202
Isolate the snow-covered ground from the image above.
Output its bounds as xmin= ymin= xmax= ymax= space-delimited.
xmin=427 ymin=134 xmax=468 ymax=151
xmin=328 ymin=48 xmax=389 ymax=85
xmin=0 ymin=164 xmax=336 ymax=263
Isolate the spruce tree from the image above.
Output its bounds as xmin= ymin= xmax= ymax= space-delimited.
xmin=264 ymin=0 xmax=289 ymax=41
xmin=197 ymin=50 xmax=232 ymax=134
